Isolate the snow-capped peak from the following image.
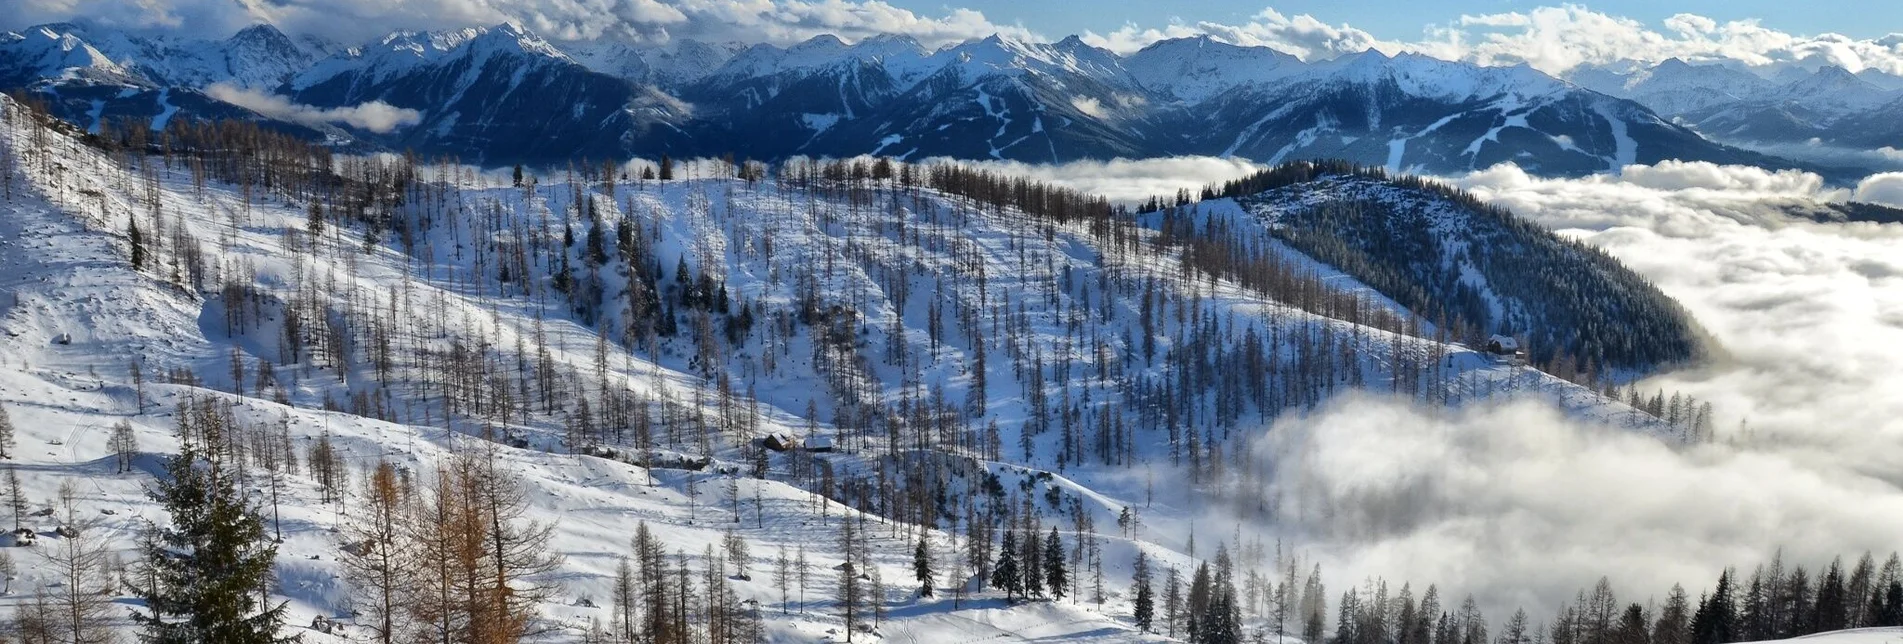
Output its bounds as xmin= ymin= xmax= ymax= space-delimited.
xmin=1307 ymin=49 xmax=1569 ymax=102
xmin=296 ymin=23 xmax=574 ymax=90
xmin=0 ymin=24 xmax=134 ymax=84
xmin=1123 ymin=35 xmax=1302 ymax=102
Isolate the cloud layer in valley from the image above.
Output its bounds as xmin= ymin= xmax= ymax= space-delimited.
xmin=1213 ymin=160 xmax=1903 ymax=620
xmin=206 ymin=84 xmax=422 ymax=133
xmin=938 ymin=156 xmax=1267 ymax=205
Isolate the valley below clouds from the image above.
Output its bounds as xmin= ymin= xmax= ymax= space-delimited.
xmin=1298 ymin=161 xmax=1903 ymax=619
xmin=1009 ymin=156 xmax=1903 ymax=619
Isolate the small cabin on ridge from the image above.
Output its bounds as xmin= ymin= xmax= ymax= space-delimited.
xmin=1484 ymin=334 xmax=1527 ymax=365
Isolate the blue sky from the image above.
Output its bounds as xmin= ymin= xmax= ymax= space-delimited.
xmin=887 ymin=0 xmax=1897 ymax=41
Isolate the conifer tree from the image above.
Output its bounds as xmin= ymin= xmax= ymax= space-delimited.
xmin=306 ymin=201 xmax=323 ymax=237
xmin=5 ymin=464 xmax=24 ymax=531
xmin=45 ymin=480 xmax=114 ymax=644
xmin=1134 ymin=550 xmax=1155 ymax=632
xmin=1691 ymin=572 xmax=1737 ymax=644
xmin=129 ymin=214 xmax=146 ymax=271
xmin=1044 ymin=528 xmax=1067 ymax=601
xmin=1656 ymin=584 xmax=1692 ymax=644
xmin=913 ymin=537 xmax=935 ymax=598
xmin=611 ymin=557 xmax=637 ymax=644
xmin=341 ymin=461 xmax=411 ymax=644
xmin=109 ymin=420 xmax=138 ymax=474
xmin=0 ymin=403 xmax=15 ymax=459
xmin=838 ymin=520 xmax=863 ymax=641
xmin=130 ymin=416 xmax=293 ymax=644
xmin=775 ymin=546 xmax=792 ymax=613
xmin=992 ymin=531 xmax=1022 ymax=600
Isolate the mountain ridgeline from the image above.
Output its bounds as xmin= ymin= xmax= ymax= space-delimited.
xmin=0 ymin=22 xmax=1811 ymax=175
xmin=1153 ymin=161 xmax=1707 ymax=374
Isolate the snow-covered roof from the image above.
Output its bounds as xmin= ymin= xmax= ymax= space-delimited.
xmin=1488 ymin=334 xmax=1521 ymax=351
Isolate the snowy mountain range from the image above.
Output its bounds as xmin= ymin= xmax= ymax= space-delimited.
xmin=0 ymin=20 xmax=1828 ymax=175
xmin=1566 ymin=58 xmax=1903 ymax=164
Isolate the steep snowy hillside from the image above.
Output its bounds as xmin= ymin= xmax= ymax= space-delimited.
xmin=0 ymin=95 xmax=1684 ymax=642
xmin=1188 ymin=162 xmax=1708 ymax=373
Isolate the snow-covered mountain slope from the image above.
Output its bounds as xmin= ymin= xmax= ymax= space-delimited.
xmin=0 ymin=22 xmax=1810 ymax=176
xmin=1571 ymin=59 xmax=1903 ymax=170
xmin=0 ymin=21 xmax=316 ymax=90
xmin=1123 ymin=36 xmax=1303 ymax=103
xmin=1567 ymin=58 xmax=1775 ymax=117
xmin=1172 ymin=51 xmax=1790 ymax=176
xmin=1192 ymin=165 xmax=1706 ymax=371
xmin=0 ymin=89 xmax=1691 ymax=641
xmin=566 ymin=38 xmax=746 ymax=88
xmin=287 ymin=23 xmax=699 ymax=165
xmin=0 ymin=25 xmax=138 ymax=87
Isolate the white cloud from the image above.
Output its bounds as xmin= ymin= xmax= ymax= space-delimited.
xmin=7 ymin=0 xmax=1036 ymax=50
xmin=1084 ymin=8 xmax=1393 ymax=61
xmin=19 ymin=2 xmax=1903 ymax=79
xmin=1854 ymin=172 xmax=1903 ymax=207
xmin=1250 ymin=394 xmax=1903 ymax=620
xmin=206 ymin=83 xmax=422 ymax=133
xmin=1083 ymin=5 xmax=1903 ymax=76
xmin=936 ymin=155 xmax=1266 ymax=205
xmin=1191 ymin=161 xmax=1903 ymax=620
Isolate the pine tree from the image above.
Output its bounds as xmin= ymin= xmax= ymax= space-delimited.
xmin=992 ymin=531 xmax=1022 ymax=600
xmin=1133 ymin=550 xmax=1156 ymax=632
xmin=0 ymin=403 xmax=15 ymax=459
xmin=1044 ymin=528 xmax=1067 ymax=601
xmin=130 ymin=418 xmax=294 ymax=643
xmin=1187 ymin=563 xmax=1212 ymax=642
xmin=659 ymin=155 xmax=674 ymax=181
xmin=129 ymin=214 xmax=146 ymax=271
xmin=306 ymin=201 xmax=324 ymax=237
xmin=1690 ymin=572 xmax=1736 ymax=644
xmin=913 ymin=537 xmax=935 ymax=598
xmin=1815 ymin=558 xmax=1849 ymax=633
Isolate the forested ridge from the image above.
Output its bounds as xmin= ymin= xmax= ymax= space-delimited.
xmin=1145 ymin=161 xmax=1709 ymax=374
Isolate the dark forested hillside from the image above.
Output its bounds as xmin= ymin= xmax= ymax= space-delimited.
xmin=1161 ymin=162 xmax=1708 ymax=374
